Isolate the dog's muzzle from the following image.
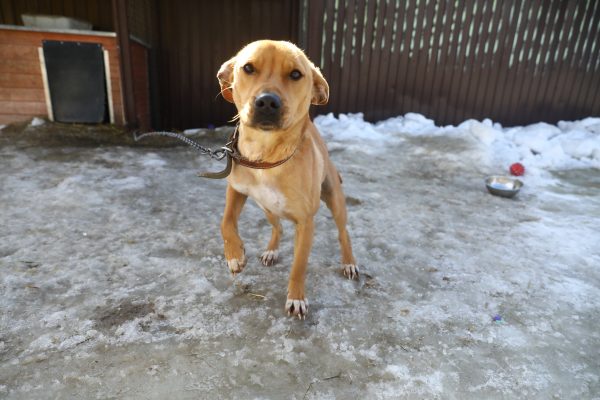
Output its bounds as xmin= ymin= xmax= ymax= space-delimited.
xmin=252 ymin=92 xmax=282 ymax=130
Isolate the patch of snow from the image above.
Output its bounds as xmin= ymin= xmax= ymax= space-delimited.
xmin=27 ymin=334 xmax=58 ymax=352
xmin=42 ymin=311 xmax=70 ymax=328
xmin=114 ymin=320 xmax=153 ymax=344
xmin=315 ymin=113 xmax=600 ymax=184
xmin=183 ymin=128 xmax=205 ymax=136
xmin=29 ymin=117 xmax=45 ymax=127
xmin=110 ymin=176 xmax=146 ymax=190
xmin=1 ymin=114 xmax=599 ymax=399
xmin=140 ymin=153 xmax=167 ymax=168
xmin=315 ymin=113 xmax=403 ymax=154
xmin=385 ymin=364 xmax=410 ymax=378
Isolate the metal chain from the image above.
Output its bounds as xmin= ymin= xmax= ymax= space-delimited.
xmin=133 ymin=131 xmax=232 ymax=160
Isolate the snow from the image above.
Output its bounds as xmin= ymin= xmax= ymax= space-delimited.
xmin=316 ymin=112 xmax=600 ymax=183
xmin=29 ymin=117 xmax=45 ymax=127
xmin=0 ymin=114 xmax=599 ymax=399
xmin=183 ymin=126 xmax=230 ymax=136
xmin=183 ymin=128 xmax=204 ymax=136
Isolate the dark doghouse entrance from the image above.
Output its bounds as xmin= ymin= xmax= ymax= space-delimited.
xmin=42 ymin=40 xmax=107 ymax=123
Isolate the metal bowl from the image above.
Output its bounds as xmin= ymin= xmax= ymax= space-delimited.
xmin=485 ymin=176 xmax=523 ymax=198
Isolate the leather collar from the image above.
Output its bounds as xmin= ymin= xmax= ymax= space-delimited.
xmin=198 ymin=125 xmax=298 ymax=179
xmin=228 ymin=126 xmax=298 ymax=170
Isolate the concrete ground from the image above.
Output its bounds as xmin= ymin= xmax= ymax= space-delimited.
xmin=0 ymin=120 xmax=599 ymax=399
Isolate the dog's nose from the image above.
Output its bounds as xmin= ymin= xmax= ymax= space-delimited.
xmin=252 ymin=92 xmax=282 ymax=129
xmin=254 ymin=92 xmax=281 ymax=112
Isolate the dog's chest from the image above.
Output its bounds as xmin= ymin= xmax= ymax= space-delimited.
xmin=230 ymin=178 xmax=287 ymax=215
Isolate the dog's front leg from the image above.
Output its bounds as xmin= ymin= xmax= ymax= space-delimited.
xmin=285 ymin=218 xmax=314 ymax=319
xmin=221 ymin=184 xmax=247 ymax=275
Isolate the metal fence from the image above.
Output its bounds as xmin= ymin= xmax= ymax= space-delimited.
xmin=153 ymin=0 xmax=300 ymax=129
xmin=154 ymin=0 xmax=599 ymax=129
xmin=5 ymin=0 xmax=596 ymax=128
xmin=302 ymin=0 xmax=600 ymax=126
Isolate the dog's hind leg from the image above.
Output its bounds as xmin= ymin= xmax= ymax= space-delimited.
xmin=260 ymin=210 xmax=282 ymax=266
xmin=321 ymin=169 xmax=359 ymax=280
xmin=221 ymin=184 xmax=248 ymax=276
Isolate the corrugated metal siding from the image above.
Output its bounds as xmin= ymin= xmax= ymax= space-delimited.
xmin=2 ymin=0 xmax=598 ymax=129
xmin=154 ymin=0 xmax=299 ymax=130
xmin=305 ymin=0 xmax=600 ymax=126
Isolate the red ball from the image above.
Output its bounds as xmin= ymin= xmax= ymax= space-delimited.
xmin=509 ymin=162 xmax=525 ymax=176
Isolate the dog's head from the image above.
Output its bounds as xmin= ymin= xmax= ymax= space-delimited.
xmin=217 ymin=40 xmax=328 ymax=131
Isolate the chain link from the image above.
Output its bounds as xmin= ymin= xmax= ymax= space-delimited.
xmin=133 ymin=131 xmax=232 ymax=160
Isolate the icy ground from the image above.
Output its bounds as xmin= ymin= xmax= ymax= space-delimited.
xmin=1 ymin=114 xmax=599 ymax=399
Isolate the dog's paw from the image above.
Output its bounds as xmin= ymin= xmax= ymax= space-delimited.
xmin=260 ymin=250 xmax=279 ymax=266
xmin=342 ymin=264 xmax=359 ymax=280
xmin=285 ymin=298 xmax=308 ymax=319
xmin=227 ymin=256 xmax=247 ymax=276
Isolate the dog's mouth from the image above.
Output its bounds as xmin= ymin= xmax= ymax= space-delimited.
xmin=250 ymin=109 xmax=285 ymax=130
xmin=251 ymin=119 xmax=282 ymax=131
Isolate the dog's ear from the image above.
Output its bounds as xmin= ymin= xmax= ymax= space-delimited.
xmin=310 ymin=64 xmax=329 ymax=105
xmin=217 ymin=57 xmax=236 ymax=103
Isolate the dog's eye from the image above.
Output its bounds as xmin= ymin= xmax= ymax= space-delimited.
xmin=289 ymin=69 xmax=303 ymax=81
xmin=243 ymin=63 xmax=255 ymax=74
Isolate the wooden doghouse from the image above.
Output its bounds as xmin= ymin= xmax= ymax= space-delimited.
xmin=0 ymin=24 xmax=150 ymax=129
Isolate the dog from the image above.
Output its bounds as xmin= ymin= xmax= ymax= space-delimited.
xmin=217 ymin=40 xmax=358 ymax=318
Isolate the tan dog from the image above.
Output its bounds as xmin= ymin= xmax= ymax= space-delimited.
xmin=217 ymin=40 xmax=358 ymax=318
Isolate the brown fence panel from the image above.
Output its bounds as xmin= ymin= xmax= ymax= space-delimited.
xmin=305 ymin=0 xmax=600 ymax=126
xmin=4 ymin=0 xmax=596 ymax=128
xmin=154 ymin=0 xmax=299 ymax=129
